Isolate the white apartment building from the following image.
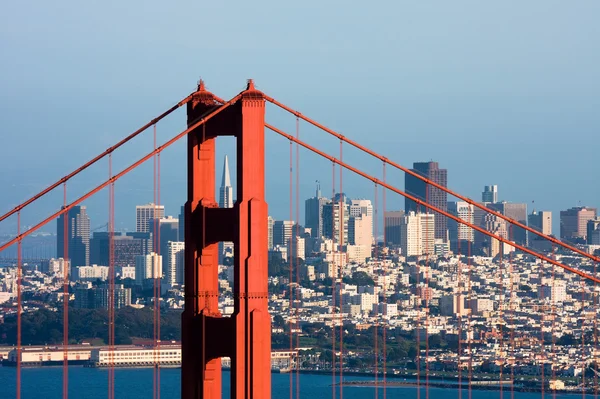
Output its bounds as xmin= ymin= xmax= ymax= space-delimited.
xmin=400 ymin=212 xmax=435 ymax=257
xmin=165 ymin=242 xmax=185 ymax=287
xmin=135 ymin=252 xmax=162 ymax=285
xmin=42 ymin=258 xmax=71 ymax=276
xmin=76 ymin=265 xmax=109 ymax=281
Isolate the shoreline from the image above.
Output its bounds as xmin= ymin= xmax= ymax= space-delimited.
xmin=1 ymin=362 xmax=589 ymax=394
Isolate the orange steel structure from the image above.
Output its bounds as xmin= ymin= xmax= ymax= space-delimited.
xmin=182 ymin=80 xmax=271 ymax=398
xmin=2 ymin=79 xmax=600 ymax=399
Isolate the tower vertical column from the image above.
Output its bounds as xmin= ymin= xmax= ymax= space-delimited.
xmin=182 ymin=80 xmax=271 ymax=399
xmin=232 ymin=81 xmax=271 ymax=398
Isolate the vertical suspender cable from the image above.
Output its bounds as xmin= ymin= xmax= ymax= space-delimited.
xmin=541 ymin=256 xmax=546 ymax=399
xmin=153 ymin=124 xmax=158 ymax=399
xmin=374 ymin=183 xmax=379 ymax=398
xmin=108 ymin=153 xmax=115 ymax=399
xmin=63 ymin=183 xmax=69 ymax=399
xmin=382 ymin=161 xmax=387 ymax=399
xmin=295 ymin=117 xmax=301 ymax=399
xmin=582 ymin=276 xmax=586 ymax=399
xmin=416 ymin=201 xmax=421 ymax=399
xmin=289 ymin=136 xmax=294 ymax=399
xmin=467 ymin=240 xmax=473 ymax=399
xmin=16 ymin=211 xmax=22 ymax=399
xmin=457 ymin=236 xmax=462 ymax=399
xmin=509 ymin=226 xmax=515 ymax=399
xmin=156 ymin=149 xmax=162 ymax=399
xmin=594 ymin=259 xmax=598 ymax=398
xmin=551 ymin=244 xmax=556 ymax=399
xmin=339 ymin=139 xmax=344 ymax=398
xmin=499 ymin=242 xmax=504 ymax=399
xmin=289 ymin=137 xmax=294 ymax=399
xmin=424 ymin=187 xmax=430 ymax=399
xmin=331 ymin=161 xmax=336 ymax=399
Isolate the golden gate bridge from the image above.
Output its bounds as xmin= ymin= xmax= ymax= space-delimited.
xmin=0 ymin=79 xmax=598 ymax=398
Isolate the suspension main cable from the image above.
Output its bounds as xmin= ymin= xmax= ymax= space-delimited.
xmin=263 ymin=96 xmax=600 ymax=265
xmin=0 ymin=95 xmax=242 ymax=254
xmin=265 ymin=123 xmax=600 ymax=285
xmin=0 ymin=93 xmax=196 ymax=225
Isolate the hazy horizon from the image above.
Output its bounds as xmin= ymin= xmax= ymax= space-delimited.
xmin=1 ymin=1 xmax=599 ymax=237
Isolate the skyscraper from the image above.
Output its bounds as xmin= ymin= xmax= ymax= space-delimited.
xmin=136 ymin=203 xmax=165 ymax=233
xmin=405 ymin=162 xmax=448 ymax=241
xmin=322 ymin=195 xmax=350 ymax=247
xmin=219 ymin=155 xmax=234 ymax=264
xmin=384 ymin=211 xmax=404 ymax=245
xmin=267 ymin=216 xmax=274 ymax=250
xmin=178 ymin=205 xmax=185 ymax=244
xmin=560 ymin=207 xmax=597 ymax=243
xmin=587 ymin=218 xmax=600 ymax=245
xmin=219 ymin=155 xmax=234 ymax=208
xmin=482 ymin=185 xmax=498 ymax=203
xmin=487 ymin=202 xmax=528 ymax=246
xmin=57 ymin=205 xmax=91 ymax=267
xmin=528 ymin=211 xmax=552 ymax=237
xmin=305 ymin=182 xmax=331 ymax=238
xmin=273 ymin=220 xmax=295 ymax=248
xmin=90 ymin=232 xmax=151 ymax=268
xmin=148 ymin=216 xmax=179 ymax=257
xmin=447 ymin=201 xmax=474 ymax=252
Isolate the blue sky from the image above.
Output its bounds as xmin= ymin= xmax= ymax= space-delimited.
xmin=1 ymin=1 xmax=599 ymax=235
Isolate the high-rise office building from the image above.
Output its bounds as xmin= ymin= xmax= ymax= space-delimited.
xmin=304 ymin=182 xmax=331 ymax=239
xmin=165 ymin=241 xmax=185 ymax=287
xmin=487 ymin=202 xmax=528 ymax=246
xmin=90 ymin=232 xmax=151 ymax=268
xmin=136 ymin=203 xmax=165 ymax=233
xmin=273 ymin=220 xmax=295 ymax=248
xmin=587 ymin=218 xmax=600 ymax=245
xmin=528 ymin=210 xmax=553 ymax=251
xmin=529 ymin=210 xmax=552 ymax=236
xmin=219 ymin=155 xmax=234 ymax=208
xmin=219 ymin=156 xmax=234 ymax=264
xmin=560 ymin=207 xmax=597 ymax=243
xmin=148 ymin=216 xmax=179 ymax=258
xmin=57 ymin=205 xmax=91 ymax=267
xmin=267 ymin=216 xmax=274 ymax=250
xmin=135 ymin=252 xmax=162 ymax=286
xmin=405 ymin=162 xmax=448 ymax=241
xmin=482 ymin=185 xmax=498 ymax=204
xmin=447 ymin=201 xmax=474 ymax=252
xmin=323 ymin=195 xmax=350 ymax=247
xmin=384 ymin=211 xmax=404 ymax=246
xmin=477 ymin=213 xmax=511 ymax=257
xmin=178 ymin=205 xmax=185 ymax=244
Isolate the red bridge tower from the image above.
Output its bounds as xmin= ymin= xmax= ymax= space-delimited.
xmin=182 ymin=80 xmax=271 ymax=398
